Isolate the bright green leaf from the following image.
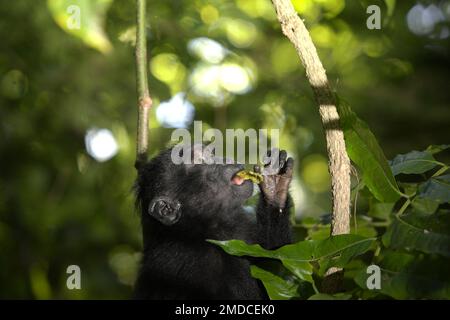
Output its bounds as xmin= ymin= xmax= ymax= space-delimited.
xmin=47 ymin=0 xmax=113 ymax=54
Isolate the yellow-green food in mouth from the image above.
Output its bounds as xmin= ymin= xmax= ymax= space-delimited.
xmin=232 ymin=170 xmax=264 ymax=185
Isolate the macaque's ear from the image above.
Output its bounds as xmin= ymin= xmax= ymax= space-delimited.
xmin=148 ymin=196 xmax=181 ymax=226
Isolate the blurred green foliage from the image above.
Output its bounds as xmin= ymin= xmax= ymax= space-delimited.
xmin=0 ymin=0 xmax=449 ymax=299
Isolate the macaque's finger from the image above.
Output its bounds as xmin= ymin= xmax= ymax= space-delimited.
xmin=280 ymin=157 xmax=294 ymax=176
xmin=262 ymin=151 xmax=271 ymax=166
xmin=278 ymin=150 xmax=287 ymax=170
xmin=263 ymin=148 xmax=280 ymax=166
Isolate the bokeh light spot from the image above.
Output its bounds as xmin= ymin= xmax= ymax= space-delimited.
xmin=156 ymin=92 xmax=195 ymax=128
xmin=310 ymin=25 xmax=335 ymax=48
xmin=271 ymin=41 xmax=300 ymax=77
xmin=225 ymin=19 xmax=257 ymax=48
xmin=407 ymin=4 xmax=446 ymax=36
xmin=236 ymin=0 xmax=275 ymax=20
xmin=109 ymin=246 xmax=141 ymax=286
xmin=85 ymin=128 xmax=119 ymax=162
xmin=219 ymin=63 xmax=252 ymax=94
xmin=200 ymin=5 xmax=219 ymax=24
xmin=150 ymin=53 xmax=186 ymax=87
xmin=188 ymin=37 xmax=227 ymax=64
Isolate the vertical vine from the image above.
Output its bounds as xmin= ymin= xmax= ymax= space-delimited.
xmin=135 ymin=0 xmax=152 ymax=170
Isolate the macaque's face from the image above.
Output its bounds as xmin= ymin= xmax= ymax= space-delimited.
xmin=183 ymin=161 xmax=254 ymax=208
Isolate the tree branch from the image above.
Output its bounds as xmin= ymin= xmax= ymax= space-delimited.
xmin=270 ymin=0 xmax=351 ymax=288
xmin=135 ymin=0 xmax=152 ymax=170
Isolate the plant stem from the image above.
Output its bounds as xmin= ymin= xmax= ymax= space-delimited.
xmin=135 ymin=0 xmax=152 ymax=170
xmin=396 ymin=198 xmax=411 ymax=216
xmin=432 ymin=165 xmax=448 ymax=177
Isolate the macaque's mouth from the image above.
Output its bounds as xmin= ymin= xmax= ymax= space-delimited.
xmin=231 ymin=170 xmax=263 ymax=186
xmin=231 ymin=174 xmax=245 ymax=186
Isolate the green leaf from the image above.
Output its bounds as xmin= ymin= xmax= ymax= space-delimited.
xmin=354 ymin=267 xmax=450 ymax=299
xmin=337 ymin=100 xmax=401 ymax=202
xmin=352 ymin=224 xmax=378 ymax=239
xmin=417 ymin=174 xmax=450 ymax=204
xmin=208 ymin=235 xmax=375 ymax=280
xmin=425 ymin=144 xmax=450 ymax=155
xmin=281 ymin=260 xmax=314 ymax=284
xmin=382 ymin=214 xmax=450 ymax=257
xmin=307 ymin=224 xmax=331 ymax=240
xmin=389 ymin=150 xmax=439 ymax=175
xmin=250 ymin=265 xmax=300 ymax=300
xmin=368 ymin=197 xmax=395 ymax=220
xmin=209 ymin=235 xmax=374 ymax=263
xmin=47 ymin=0 xmax=113 ymax=54
xmin=411 ymin=197 xmax=440 ymax=214
xmin=308 ymin=293 xmax=352 ymax=300
xmin=316 ymin=235 xmax=375 ymax=275
xmin=378 ymin=251 xmax=416 ymax=271
xmin=354 ymin=252 xmax=450 ymax=299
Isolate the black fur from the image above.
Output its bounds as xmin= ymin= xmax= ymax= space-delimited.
xmin=133 ymin=148 xmax=292 ymax=299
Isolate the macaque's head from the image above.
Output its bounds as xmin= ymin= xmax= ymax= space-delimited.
xmin=135 ymin=145 xmax=253 ymax=228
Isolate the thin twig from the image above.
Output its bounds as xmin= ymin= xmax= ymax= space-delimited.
xmin=135 ymin=0 xmax=152 ymax=170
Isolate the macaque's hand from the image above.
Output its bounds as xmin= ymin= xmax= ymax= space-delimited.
xmin=254 ymin=149 xmax=294 ymax=209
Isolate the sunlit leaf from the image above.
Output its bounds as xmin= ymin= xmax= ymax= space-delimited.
xmin=47 ymin=0 xmax=113 ymax=54
xmin=337 ymin=99 xmax=401 ymax=202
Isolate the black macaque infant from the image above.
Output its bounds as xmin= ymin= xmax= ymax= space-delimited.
xmin=134 ymin=145 xmax=294 ymax=299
